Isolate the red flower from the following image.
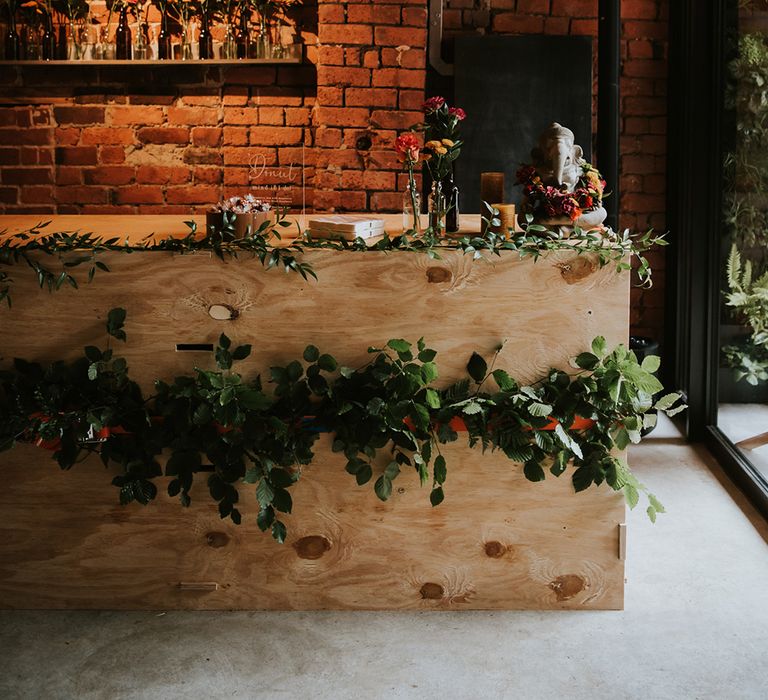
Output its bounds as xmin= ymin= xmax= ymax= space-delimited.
xmin=422 ymin=96 xmax=446 ymax=113
xmin=448 ymin=106 xmax=466 ymax=120
xmin=516 ymin=165 xmax=537 ymax=184
xmin=394 ymin=132 xmax=421 ymax=163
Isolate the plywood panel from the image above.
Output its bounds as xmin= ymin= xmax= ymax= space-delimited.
xmin=0 ymin=243 xmax=628 ymax=391
xmin=0 ymin=214 xmax=629 ymax=610
xmin=0 ymin=440 xmax=624 ymax=611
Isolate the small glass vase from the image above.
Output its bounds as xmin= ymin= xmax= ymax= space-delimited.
xmin=403 ymin=183 xmax=422 ymax=235
xmin=220 ymin=22 xmax=237 ymax=59
xmin=255 ymin=17 xmax=271 ymax=58
xmin=67 ymin=23 xmax=87 ymax=61
xmin=442 ymin=171 xmax=460 ymax=233
xmin=428 ymin=180 xmax=447 ymax=236
xmin=133 ymin=22 xmax=149 ymax=60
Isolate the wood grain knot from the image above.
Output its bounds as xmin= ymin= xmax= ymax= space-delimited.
xmin=293 ymin=535 xmax=331 ymax=560
xmin=205 ymin=531 xmax=229 ymax=548
xmin=426 ymin=267 xmax=452 ymax=284
xmin=549 ymin=574 xmax=586 ymax=601
xmin=208 ymin=304 xmax=239 ymax=321
xmin=484 ymin=541 xmax=507 ymax=558
xmin=556 ymin=257 xmax=598 ymax=284
xmin=420 ymin=582 xmax=444 ymax=600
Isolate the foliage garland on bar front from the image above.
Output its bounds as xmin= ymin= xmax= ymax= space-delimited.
xmin=0 ymin=210 xmax=668 ymax=308
xmin=0 ymin=310 xmax=685 ymax=541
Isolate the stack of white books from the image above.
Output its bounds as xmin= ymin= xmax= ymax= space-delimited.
xmin=308 ymin=215 xmax=387 ymax=240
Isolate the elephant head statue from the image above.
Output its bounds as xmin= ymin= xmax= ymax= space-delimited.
xmin=530 ymin=123 xmax=586 ymax=191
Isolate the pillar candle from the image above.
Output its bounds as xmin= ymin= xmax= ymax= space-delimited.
xmin=480 ymin=172 xmax=505 ymax=210
xmin=490 ymin=204 xmax=516 ymax=238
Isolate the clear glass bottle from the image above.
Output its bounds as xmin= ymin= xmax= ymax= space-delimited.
xmin=255 ymin=16 xmax=271 ymax=58
xmin=428 ymin=180 xmax=447 ymax=235
xmin=403 ymin=182 xmax=422 ymax=235
xmin=443 ymin=171 xmax=460 ymax=233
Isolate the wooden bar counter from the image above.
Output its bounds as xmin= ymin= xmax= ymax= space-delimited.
xmin=0 ymin=214 xmax=630 ymax=611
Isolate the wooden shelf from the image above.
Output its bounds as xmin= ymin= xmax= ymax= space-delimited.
xmin=0 ymin=55 xmax=303 ymax=67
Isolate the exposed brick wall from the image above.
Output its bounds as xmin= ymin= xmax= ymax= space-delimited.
xmin=0 ymin=0 xmax=667 ymax=340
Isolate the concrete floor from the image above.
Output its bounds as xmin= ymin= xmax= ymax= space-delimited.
xmin=1 ymin=417 xmax=767 ymax=700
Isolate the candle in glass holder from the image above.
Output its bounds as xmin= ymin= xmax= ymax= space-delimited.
xmin=490 ymin=204 xmax=516 ymax=238
xmin=480 ymin=172 xmax=505 ymax=210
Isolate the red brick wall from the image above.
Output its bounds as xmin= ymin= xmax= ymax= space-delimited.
xmin=0 ymin=0 xmax=667 ymax=340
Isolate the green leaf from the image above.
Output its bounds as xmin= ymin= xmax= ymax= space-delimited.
xmin=272 ymin=520 xmax=287 ymax=543
xmin=623 ymin=483 xmax=640 ymax=509
xmin=240 ymin=390 xmax=271 ymax=411
xmin=421 ymin=362 xmax=439 ymax=384
xmin=84 ymin=346 xmax=102 ymax=362
xmin=528 ymin=402 xmax=553 ymax=417
xmin=574 ymin=352 xmax=599 ymax=371
xmin=641 ymin=355 xmax=661 ymax=373
xmin=232 ymin=344 xmax=252 ymax=361
xmin=418 ymin=348 xmax=437 ymax=362
xmin=492 ymin=369 xmax=515 ymax=391
xmin=367 ymin=397 xmax=384 ymax=415
xmin=433 ymin=455 xmax=447 ymax=484
xmin=591 ymin=336 xmax=607 ymax=357
xmin=387 ymin=339 xmax=411 ymax=353
xmin=218 ymin=333 xmax=231 ymax=350
xmin=256 ymin=479 xmax=275 ymax=508
xmin=303 ymin=344 xmax=320 ymax=362
xmin=467 ymin=352 xmax=488 ymax=383
xmin=257 ymin=506 xmax=274 ymax=531
xmin=374 ymin=475 xmax=392 ymax=501
xmin=272 ymin=488 xmax=293 ymax=514
xmin=384 ymin=461 xmax=401 ymax=479
xmin=317 ymin=354 xmax=337 ymax=372
xmin=106 ymin=307 xmax=127 ymax=342
xmin=87 ymin=363 xmax=98 ymax=380
xmin=462 ymin=400 xmax=483 ymax=415
xmin=355 ymin=464 xmax=373 ymax=485
xmin=425 ymin=388 xmax=441 ymax=408
xmin=524 ymin=460 xmax=546 ymax=482
xmin=430 ymin=487 xmax=444 ymax=507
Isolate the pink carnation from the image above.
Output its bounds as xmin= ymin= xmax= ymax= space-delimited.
xmin=422 ymin=96 xmax=446 ymax=113
xmin=448 ymin=107 xmax=466 ymax=120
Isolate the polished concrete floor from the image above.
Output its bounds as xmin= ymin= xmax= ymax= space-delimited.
xmin=1 ymin=417 xmax=767 ymax=700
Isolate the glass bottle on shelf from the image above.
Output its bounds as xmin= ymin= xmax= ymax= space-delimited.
xmin=255 ymin=15 xmax=271 ymax=58
xmin=236 ymin=12 xmax=250 ymax=59
xmin=115 ymin=7 xmax=131 ymax=60
xmin=156 ymin=10 xmax=171 ymax=60
xmin=56 ymin=23 xmax=67 ymax=59
xmin=4 ymin=21 xmax=20 ymax=60
xmin=403 ymin=181 xmax=422 ymax=235
xmin=220 ymin=22 xmax=236 ymax=59
xmin=428 ymin=180 xmax=447 ymax=236
xmin=198 ymin=13 xmax=212 ymax=59
xmin=442 ymin=169 xmax=460 ymax=233
xmin=42 ymin=18 xmax=55 ymax=61
xmin=134 ymin=21 xmax=149 ymax=60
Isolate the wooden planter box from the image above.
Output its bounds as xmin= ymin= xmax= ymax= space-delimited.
xmin=0 ymin=215 xmax=630 ymax=610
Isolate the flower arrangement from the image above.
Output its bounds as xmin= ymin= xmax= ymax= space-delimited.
xmin=516 ymin=162 xmax=606 ymax=223
xmin=212 ymin=194 xmax=272 ymax=214
xmin=416 ymin=96 xmax=466 ymax=181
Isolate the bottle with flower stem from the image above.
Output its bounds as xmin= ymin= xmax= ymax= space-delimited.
xmin=403 ymin=180 xmax=422 ymax=236
xmin=255 ymin=3 xmax=271 ymax=59
xmin=428 ymin=180 xmax=447 ymax=236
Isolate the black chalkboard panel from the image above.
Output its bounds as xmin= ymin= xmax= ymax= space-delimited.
xmin=454 ymin=35 xmax=593 ymax=212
